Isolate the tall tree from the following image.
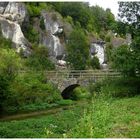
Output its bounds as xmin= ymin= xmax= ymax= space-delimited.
xmin=67 ymin=29 xmax=89 ymax=70
xmin=115 ymin=2 xmax=140 ymax=76
xmin=118 ymin=2 xmax=140 ymax=38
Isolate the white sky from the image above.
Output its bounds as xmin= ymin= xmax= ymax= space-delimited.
xmin=87 ymin=0 xmax=119 ymax=18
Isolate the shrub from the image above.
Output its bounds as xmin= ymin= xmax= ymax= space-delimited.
xmin=105 ymin=34 xmax=111 ymax=42
xmin=24 ymin=25 xmax=39 ymax=44
xmin=65 ymin=99 xmax=111 ymax=138
xmin=111 ymin=44 xmax=136 ymax=77
xmin=89 ymin=77 xmax=140 ymax=98
xmin=40 ymin=17 xmax=45 ymax=30
xmin=0 ymin=36 xmax=12 ymax=49
xmin=70 ymin=87 xmax=91 ymax=100
xmin=26 ymin=45 xmax=55 ymax=70
xmin=56 ymin=99 xmax=73 ymax=106
xmin=90 ymin=56 xmax=100 ymax=69
xmin=5 ymin=71 xmax=62 ymax=113
xmin=66 ymin=29 xmax=89 ymax=70
xmin=0 ymin=49 xmax=21 ymax=112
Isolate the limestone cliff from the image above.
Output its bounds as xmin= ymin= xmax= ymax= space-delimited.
xmin=0 ymin=2 xmax=31 ymax=56
xmin=0 ymin=2 xmax=73 ymax=61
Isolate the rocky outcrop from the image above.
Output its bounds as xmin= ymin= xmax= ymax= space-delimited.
xmin=111 ymin=37 xmax=127 ymax=48
xmin=41 ymin=11 xmax=66 ymax=59
xmin=90 ymin=42 xmax=105 ymax=66
xmin=0 ymin=2 xmax=30 ymax=56
xmin=0 ymin=2 xmax=73 ymax=59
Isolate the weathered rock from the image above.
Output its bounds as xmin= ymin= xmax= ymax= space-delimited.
xmin=0 ymin=2 xmax=30 ymax=56
xmin=41 ymin=11 xmax=65 ymax=59
xmin=0 ymin=2 xmax=8 ymax=14
xmin=90 ymin=42 xmax=105 ymax=65
xmin=111 ymin=37 xmax=127 ymax=48
xmin=4 ymin=2 xmax=26 ymax=24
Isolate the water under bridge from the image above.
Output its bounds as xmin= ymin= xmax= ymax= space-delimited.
xmin=45 ymin=70 xmax=121 ymax=99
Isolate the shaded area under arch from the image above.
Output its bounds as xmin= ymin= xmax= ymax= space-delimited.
xmin=61 ymin=84 xmax=80 ymax=99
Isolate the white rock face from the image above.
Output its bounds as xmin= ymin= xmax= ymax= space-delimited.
xmin=42 ymin=11 xmax=65 ymax=59
xmin=90 ymin=43 xmax=105 ymax=64
xmin=4 ymin=2 xmax=26 ymax=23
xmin=0 ymin=2 xmax=30 ymax=55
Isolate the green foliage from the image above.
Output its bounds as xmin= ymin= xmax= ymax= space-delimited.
xmin=105 ymin=34 xmax=111 ymax=42
xmin=64 ymin=16 xmax=74 ymax=26
xmin=105 ymin=43 xmax=113 ymax=62
xmin=114 ymin=21 xmax=129 ymax=37
xmin=24 ymin=3 xmax=52 ymax=44
xmin=26 ymin=45 xmax=55 ymax=70
xmin=67 ymin=29 xmax=89 ymax=70
xmin=113 ymin=2 xmax=140 ymax=37
xmin=131 ymin=37 xmax=140 ymax=76
xmin=0 ymin=49 xmax=21 ymax=78
xmin=66 ymin=99 xmax=111 ymax=138
xmin=0 ymin=36 xmax=12 ymax=49
xmin=0 ymin=103 xmax=85 ymax=138
xmin=40 ymin=17 xmax=45 ymax=30
xmin=90 ymin=56 xmax=100 ymax=69
xmin=0 ymin=49 xmax=21 ymax=112
xmin=24 ymin=25 xmax=39 ymax=44
xmin=56 ymin=99 xmax=73 ymax=106
xmin=70 ymin=87 xmax=91 ymax=100
xmin=90 ymin=6 xmax=116 ymax=33
xmin=111 ymin=45 xmax=135 ymax=76
xmin=52 ymin=3 xmax=91 ymax=29
xmin=26 ymin=3 xmax=41 ymax=17
xmin=65 ymin=96 xmax=140 ymax=138
xmin=52 ymin=2 xmax=116 ymax=33
xmin=8 ymin=72 xmax=61 ymax=108
xmin=0 ymin=95 xmax=140 ymax=138
xmin=89 ymin=77 xmax=140 ymax=98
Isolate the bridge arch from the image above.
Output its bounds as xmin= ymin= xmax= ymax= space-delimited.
xmin=61 ymin=84 xmax=80 ymax=99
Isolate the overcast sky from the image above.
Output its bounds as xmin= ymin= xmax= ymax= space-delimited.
xmin=87 ymin=0 xmax=119 ymax=18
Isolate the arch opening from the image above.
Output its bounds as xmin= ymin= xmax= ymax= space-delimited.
xmin=61 ymin=84 xmax=80 ymax=99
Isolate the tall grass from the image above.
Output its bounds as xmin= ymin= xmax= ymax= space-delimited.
xmin=63 ymin=96 xmax=140 ymax=138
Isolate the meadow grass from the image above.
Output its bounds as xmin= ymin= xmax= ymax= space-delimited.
xmin=0 ymin=96 xmax=140 ymax=138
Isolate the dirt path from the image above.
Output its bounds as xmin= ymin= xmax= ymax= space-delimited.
xmin=0 ymin=100 xmax=88 ymax=121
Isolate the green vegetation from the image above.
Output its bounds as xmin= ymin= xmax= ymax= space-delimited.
xmin=112 ymin=44 xmax=136 ymax=76
xmin=90 ymin=56 xmax=100 ymax=69
xmin=69 ymin=87 xmax=91 ymax=100
xmin=66 ymin=29 xmax=89 ymax=70
xmin=0 ymin=95 xmax=140 ymax=138
xmin=25 ymin=45 xmax=55 ymax=70
xmin=0 ymin=1 xmax=140 ymax=138
xmin=65 ymin=96 xmax=140 ymax=138
xmin=0 ymin=38 xmax=57 ymax=114
xmin=88 ymin=77 xmax=140 ymax=98
xmin=0 ymin=102 xmax=87 ymax=138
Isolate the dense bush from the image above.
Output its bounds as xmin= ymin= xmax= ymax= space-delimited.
xmin=24 ymin=25 xmax=39 ymax=44
xmin=70 ymin=87 xmax=91 ymax=100
xmin=90 ymin=56 xmax=100 ymax=69
xmin=7 ymin=72 xmax=62 ymax=111
xmin=105 ymin=43 xmax=113 ymax=63
xmin=89 ymin=77 xmax=140 ymax=98
xmin=0 ymin=36 xmax=12 ymax=49
xmin=0 ymin=49 xmax=21 ymax=112
xmin=26 ymin=45 xmax=55 ymax=70
xmin=111 ymin=45 xmax=136 ymax=77
xmin=67 ymin=29 xmax=89 ymax=70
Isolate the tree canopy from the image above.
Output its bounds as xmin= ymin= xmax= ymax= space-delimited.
xmin=66 ymin=29 xmax=89 ymax=70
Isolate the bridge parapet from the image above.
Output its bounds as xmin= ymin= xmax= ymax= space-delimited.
xmin=46 ymin=70 xmax=121 ymax=92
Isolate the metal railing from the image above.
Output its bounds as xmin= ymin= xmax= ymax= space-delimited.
xmin=45 ymin=69 xmax=121 ymax=79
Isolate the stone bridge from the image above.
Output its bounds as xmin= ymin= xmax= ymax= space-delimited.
xmin=46 ymin=70 xmax=121 ymax=99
